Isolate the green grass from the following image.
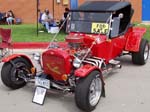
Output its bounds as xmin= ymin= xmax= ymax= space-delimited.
xmin=0 ymin=24 xmax=150 ymax=42
xmin=0 ymin=24 xmax=66 ymax=42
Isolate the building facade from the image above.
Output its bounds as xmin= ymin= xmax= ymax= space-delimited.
xmin=0 ymin=0 xmax=148 ymax=23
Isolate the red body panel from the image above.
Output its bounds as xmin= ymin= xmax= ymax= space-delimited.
xmin=68 ymin=27 xmax=146 ymax=62
xmin=42 ymin=48 xmax=72 ymax=81
xmin=68 ymin=32 xmax=126 ymax=62
xmin=2 ymin=54 xmax=34 ymax=66
xmin=125 ymin=27 xmax=146 ymax=52
xmin=92 ymin=35 xmax=126 ymax=62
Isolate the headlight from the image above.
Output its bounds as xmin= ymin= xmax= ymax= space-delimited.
xmin=33 ymin=52 xmax=40 ymax=61
xmin=73 ymin=57 xmax=81 ymax=68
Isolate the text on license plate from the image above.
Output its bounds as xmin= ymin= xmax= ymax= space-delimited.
xmin=35 ymin=77 xmax=50 ymax=89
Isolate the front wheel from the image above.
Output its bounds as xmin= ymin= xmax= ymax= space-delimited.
xmin=75 ymin=71 xmax=103 ymax=111
xmin=1 ymin=57 xmax=32 ymax=89
xmin=132 ymin=39 xmax=149 ymax=65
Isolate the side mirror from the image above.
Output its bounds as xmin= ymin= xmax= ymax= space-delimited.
xmin=110 ymin=17 xmax=120 ymax=38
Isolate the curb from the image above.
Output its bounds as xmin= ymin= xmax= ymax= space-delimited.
xmin=12 ymin=42 xmax=67 ymax=49
xmin=13 ymin=42 xmax=49 ymax=49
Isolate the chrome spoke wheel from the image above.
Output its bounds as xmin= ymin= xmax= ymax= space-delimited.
xmin=89 ymin=76 xmax=102 ymax=106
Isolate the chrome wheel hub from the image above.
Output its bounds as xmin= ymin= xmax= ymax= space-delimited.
xmin=89 ymin=76 xmax=102 ymax=106
xmin=144 ymin=44 xmax=149 ymax=61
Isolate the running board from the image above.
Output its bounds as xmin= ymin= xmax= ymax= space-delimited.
xmin=102 ymin=59 xmax=122 ymax=75
xmin=109 ymin=59 xmax=120 ymax=65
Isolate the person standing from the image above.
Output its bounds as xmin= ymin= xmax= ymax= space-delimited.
xmin=41 ymin=9 xmax=53 ymax=33
xmin=63 ymin=8 xmax=69 ymax=20
xmin=60 ymin=8 xmax=69 ymax=32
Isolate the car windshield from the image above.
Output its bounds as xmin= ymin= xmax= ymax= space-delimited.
xmin=69 ymin=12 xmax=111 ymax=34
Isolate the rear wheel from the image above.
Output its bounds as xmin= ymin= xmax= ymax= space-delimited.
xmin=1 ymin=57 xmax=32 ymax=89
xmin=75 ymin=71 xmax=103 ymax=111
xmin=132 ymin=39 xmax=149 ymax=65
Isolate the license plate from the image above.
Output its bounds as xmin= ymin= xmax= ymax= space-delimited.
xmin=91 ymin=23 xmax=109 ymax=34
xmin=35 ymin=77 xmax=50 ymax=89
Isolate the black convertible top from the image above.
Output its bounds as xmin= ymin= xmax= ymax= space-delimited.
xmin=71 ymin=1 xmax=131 ymax=12
xmin=69 ymin=1 xmax=134 ymax=35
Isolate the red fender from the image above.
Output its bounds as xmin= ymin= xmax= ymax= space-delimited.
xmin=75 ymin=64 xmax=104 ymax=81
xmin=125 ymin=27 xmax=146 ymax=52
xmin=75 ymin=64 xmax=105 ymax=97
xmin=2 ymin=54 xmax=34 ymax=67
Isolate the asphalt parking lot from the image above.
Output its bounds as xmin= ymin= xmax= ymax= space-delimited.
xmin=0 ymin=50 xmax=150 ymax=112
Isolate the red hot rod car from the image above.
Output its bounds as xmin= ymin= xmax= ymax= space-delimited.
xmin=1 ymin=1 xmax=149 ymax=112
